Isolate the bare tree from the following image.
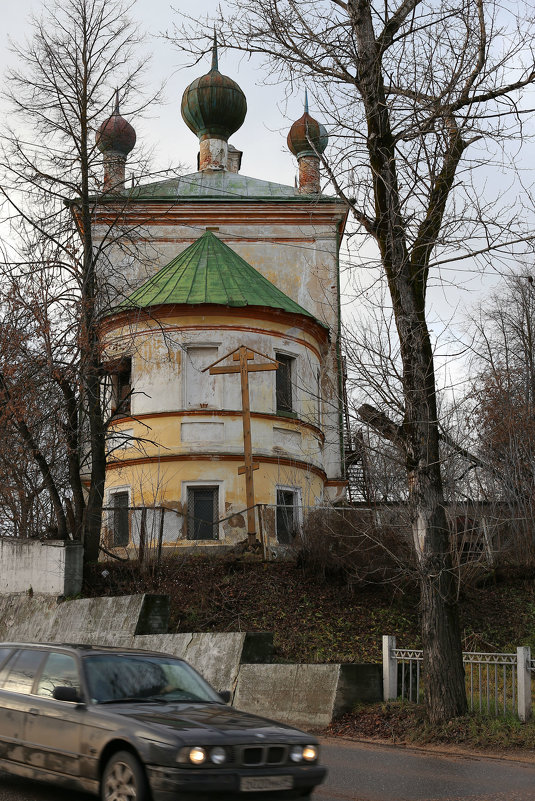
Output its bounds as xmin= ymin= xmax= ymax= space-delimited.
xmin=0 ymin=0 xmax=155 ymax=566
xmin=343 ymin=296 xmax=407 ymax=503
xmin=465 ymin=271 xmax=535 ymax=564
xmin=171 ymin=0 xmax=535 ymax=720
xmin=0 ymin=294 xmax=64 ymax=539
xmin=0 ymin=235 xmax=85 ymax=541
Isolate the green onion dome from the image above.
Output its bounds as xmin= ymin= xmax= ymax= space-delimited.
xmin=287 ymin=93 xmax=328 ymax=158
xmin=181 ymin=36 xmax=247 ymax=142
xmin=96 ymin=93 xmax=136 ymax=156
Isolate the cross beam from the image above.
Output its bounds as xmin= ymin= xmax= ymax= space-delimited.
xmin=205 ymin=346 xmax=278 ymax=548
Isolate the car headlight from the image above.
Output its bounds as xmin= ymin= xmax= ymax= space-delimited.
xmin=290 ymin=745 xmax=303 ymax=762
xmin=210 ymin=746 xmax=227 ymax=765
xmin=188 ymin=746 xmax=207 ymax=765
xmin=303 ymin=744 xmax=318 ymax=762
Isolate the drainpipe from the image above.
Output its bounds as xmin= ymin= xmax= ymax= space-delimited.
xmin=335 ymin=227 xmax=346 ymax=482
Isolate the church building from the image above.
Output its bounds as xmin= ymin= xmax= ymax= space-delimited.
xmin=92 ymin=43 xmax=348 ymax=552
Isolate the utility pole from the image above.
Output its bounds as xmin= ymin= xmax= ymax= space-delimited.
xmin=205 ymin=346 xmax=278 ymax=548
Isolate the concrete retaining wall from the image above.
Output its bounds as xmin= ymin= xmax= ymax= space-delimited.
xmin=137 ymin=633 xmax=247 ymax=692
xmin=135 ymin=631 xmax=274 ymax=693
xmin=234 ymin=664 xmax=341 ymax=729
xmin=0 ymin=593 xmax=382 ymax=729
xmin=0 ymin=594 xmax=168 ymax=646
xmin=232 ymin=663 xmax=382 ymax=730
xmin=0 ymin=539 xmax=83 ymax=596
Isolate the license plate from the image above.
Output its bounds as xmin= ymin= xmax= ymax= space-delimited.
xmin=240 ymin=775 xmax=293 ymax=792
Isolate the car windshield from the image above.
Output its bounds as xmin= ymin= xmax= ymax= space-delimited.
xmin=83 ymin=654 xmax=222 ymax=705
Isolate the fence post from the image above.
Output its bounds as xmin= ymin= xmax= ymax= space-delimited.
xmin=157 ymin=507 xmax=165 ymax=566
xmin=383 ymin=635 xmax=397 ymax=701
xmin=139 ymin=507 xmax=147 ymax=565
xmin=517 ymin=646 xmax=532 ymax=722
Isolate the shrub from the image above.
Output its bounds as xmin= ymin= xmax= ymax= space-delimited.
xmin=294 ymin=507 xmax=416 ymax=591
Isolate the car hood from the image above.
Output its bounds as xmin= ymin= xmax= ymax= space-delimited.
xmin=102 ymin=702 xmax=301 ymax=739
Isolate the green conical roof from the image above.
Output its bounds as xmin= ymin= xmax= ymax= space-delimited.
xmin=116 ymin=231 xmax=321 ymax=323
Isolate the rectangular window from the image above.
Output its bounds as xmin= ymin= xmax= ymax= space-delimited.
xmin=2 ymin=649 xmax=47 ymax=695
xmin=276 ymin=489 xmax=298 ymax=544
xmin=36 ymin=653 xmax=80 ymax=699
xmin=111 ymin=357 xmax=132 ymax=417
xmin=185 ymin=346 xmax=219 ymax=409
xmin=276 ymin=353 xmax=294 ymax=414
xmin=187 ymin=486 xmax=219 ymax=540
xmin=111 ymin=491 xmax=130 ymax=547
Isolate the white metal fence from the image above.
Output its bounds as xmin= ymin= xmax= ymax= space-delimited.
xmin=383 ymin=636 xmax=532 ymax=721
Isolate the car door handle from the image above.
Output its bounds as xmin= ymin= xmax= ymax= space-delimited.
xmin=28 ymin=708 xmax=40 ymax=715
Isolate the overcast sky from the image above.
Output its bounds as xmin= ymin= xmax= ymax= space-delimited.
xmin=1 ymin=0 xmax=301 ymax=187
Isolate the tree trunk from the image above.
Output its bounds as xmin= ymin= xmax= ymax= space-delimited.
xmin=82 ymin=367 xmax=107 ymax=566
xmin=57 ymin=374 xmax=86 ymax=538
xmin=79 ymin=91 xmax=107 ymax=571
xmin=401 ymin=313 xmax=467 ymax=720
xmin=420 ymin=532 xmax=467 ymax=721
xmin=349 ymin=0 xmax=467 ymax=721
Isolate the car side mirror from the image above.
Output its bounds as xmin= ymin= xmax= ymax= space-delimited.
xmin=52 ymin=685 xmax=83 ymax=703
xmin=218 ymin=690 xmax=231 ymax=704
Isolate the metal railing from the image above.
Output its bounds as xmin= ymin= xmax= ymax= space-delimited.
xmin=464 ymin=651 xmax=517 ymax=716
xmin=392 ymin=647 xmax=422 ymax=703
xmin=101 ymin=502 xmax=349 ymax=560
xmin=383 ymin=636 xmax=532 ymax=721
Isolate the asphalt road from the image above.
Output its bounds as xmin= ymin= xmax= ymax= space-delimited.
xmin=2 ymin=739 xmax=535 ymax=800
xmin=315 ymin=739 xmax=535 ymax=801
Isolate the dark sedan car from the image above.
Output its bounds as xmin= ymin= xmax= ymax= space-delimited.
xmin=0 ymin=642 xmax=326 ymax=800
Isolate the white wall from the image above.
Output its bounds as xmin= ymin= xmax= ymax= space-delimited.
xmin=0 ymin=539 xmax=83 ymax=596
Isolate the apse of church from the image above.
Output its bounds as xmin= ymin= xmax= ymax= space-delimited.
xmin=90 ymin=39 xmax=348 ymax=552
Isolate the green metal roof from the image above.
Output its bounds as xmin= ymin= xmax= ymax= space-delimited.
xmin=115 ymin=231 xmax=324 ymax=324
xmin=122 ymin=170 xmax=338 ymax=202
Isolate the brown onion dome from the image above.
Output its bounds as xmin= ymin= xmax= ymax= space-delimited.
xmin=181 ymin=35 xmax=247 ymax=142
xmin=96 ymin=93 xmax=136 ymax=155
xmin=287 ymin=93 xmax=328 ymax=158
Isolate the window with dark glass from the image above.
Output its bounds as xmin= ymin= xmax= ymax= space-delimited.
xmin=276 ymin=489 xmax=298 ymax=544
xmin=187 ymin=486 xmax=218 ymax=540
xmin=111 ymin=357 xmax=132 ymax=416
xmin=2 ymin=649 xmax=46 ymax=694
xmin=83 ymin=654 xmax=221 ymax=704
xmin=276 ymin=353 xmax=294 ymax=414
xmin=112 ymin=491 xmax=130 ymax=546
xmin=36 ymin=653 xmax=80 ymax=699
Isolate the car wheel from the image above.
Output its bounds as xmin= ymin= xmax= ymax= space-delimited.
xmin=101 ymin=750 xmax=149 ymax=801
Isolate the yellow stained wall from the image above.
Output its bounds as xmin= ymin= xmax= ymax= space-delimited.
xmin=102 ymin=306 xmax=333 ymax=548
xmin=104 ymin=458 xmax=325 ymax=547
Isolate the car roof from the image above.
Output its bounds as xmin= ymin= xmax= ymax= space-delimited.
xmin=0 ymin=642 xmax=186 ymax=659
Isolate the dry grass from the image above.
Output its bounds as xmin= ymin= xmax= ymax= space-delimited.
xmin=327 ymin=701 xmax=535 ymax=753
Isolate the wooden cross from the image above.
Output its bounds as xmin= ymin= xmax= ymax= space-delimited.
xmin=204 ymin=346 xmax=278 ymax=548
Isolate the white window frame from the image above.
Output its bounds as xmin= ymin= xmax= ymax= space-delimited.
xmin=181 ymin=480 xmax=224 ymax=540
xmin=275 ymin=484 xmax=302 ymax=543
